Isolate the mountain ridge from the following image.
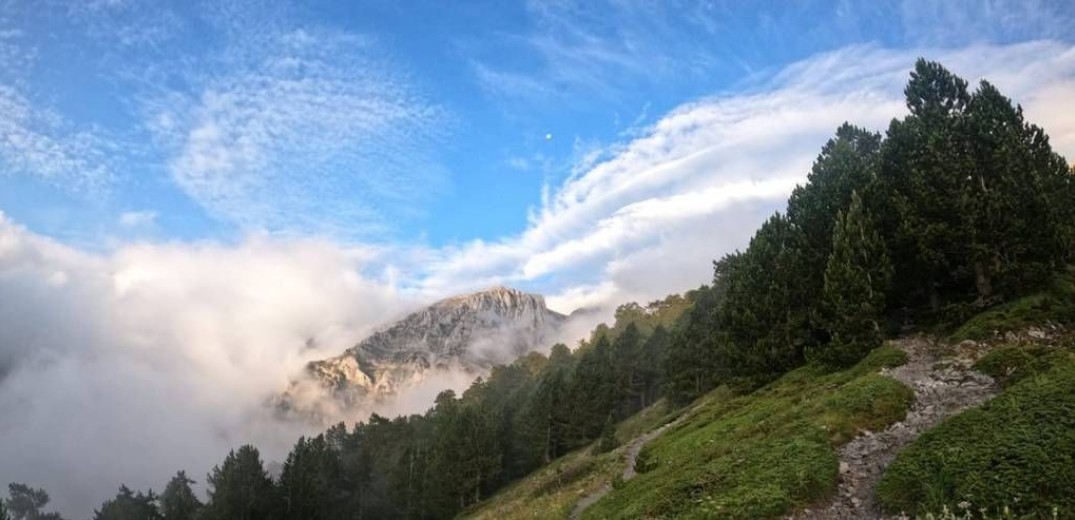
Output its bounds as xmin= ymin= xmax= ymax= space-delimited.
xmin=279 ymin=286 xmax=570 ymax=419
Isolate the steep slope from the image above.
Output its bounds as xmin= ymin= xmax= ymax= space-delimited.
xmin=279 ymin=286 xmax=568 ymax=417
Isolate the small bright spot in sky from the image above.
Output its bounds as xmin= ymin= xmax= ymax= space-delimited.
xmin=545 ymin=133 xmax=553 ymax=141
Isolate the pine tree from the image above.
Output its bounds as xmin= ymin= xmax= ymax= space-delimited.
xmin=812 ymin=191 xmax=892 ymax=367
xmin=159 ymin=471 xmax=202 ymax=520
xmin=6 ymin=483 xmax=64 ymax=520
xmin=203 ymin=445 xmax=278 ymax=520
xmin=637 ymin=325 xmax=669 ymax=408
xmin=0 ymin=500 xmax=11 ymax=520
xmin=787 ymin=123 xmax=882 ymax=343
xmin=876 ymin=59 xmax=972 ymax=316
xmin=279 ymin=436 xmax=339 ymax=520
xmin=718 ymin=214 xmax=812 ymax=385
xmin=568 ymin=335 xmax=616 ymax=442
xmin=93 ymin=486 xmax=161 ymax=520
xmin=611 ymin=323 xmax=643 ymax=419
xmin=663 ymin=284 xmax=722 ymax=405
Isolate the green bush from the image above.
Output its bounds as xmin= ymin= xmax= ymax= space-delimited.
xmin=877 ymin=353 xmax=1075 ymax=518
xmin=951 ymin=268 xmax=1075 ymax=341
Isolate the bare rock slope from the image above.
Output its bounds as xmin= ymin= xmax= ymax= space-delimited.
xmin=279 ymin=287 xmax=568 ymax=417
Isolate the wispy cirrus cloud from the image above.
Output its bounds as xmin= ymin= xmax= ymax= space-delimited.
xmin=418 ymin=41 xmax=1075 ymax=312
xmin=0 ymin=17 xmax=119 ymax=196
xmin=143 ymin=21 xmax=450 ymax=238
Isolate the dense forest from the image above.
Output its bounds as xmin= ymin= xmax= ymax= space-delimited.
xmin=4 ymin=59 xmax=1073 ymax=520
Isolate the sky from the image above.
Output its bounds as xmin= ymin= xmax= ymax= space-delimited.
xmin=2 ymin=0 xmax=1075 ymax=517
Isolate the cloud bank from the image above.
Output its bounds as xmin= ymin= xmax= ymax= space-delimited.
xmin=0 ymin=213 xmax=411 ymax=516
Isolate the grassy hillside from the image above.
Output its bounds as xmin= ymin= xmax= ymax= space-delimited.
xmin=466 ymin=345 xmax=912 ymax=519
xmin=877 ymin=344 xmax=1075 ymax=518
xmin=580 ymin=346 xmax=912 ymax=519
xmin=460 ymin=441 xmax=621 ymax=520
xmin=950 ymin=267 xmax=1075 ymax=341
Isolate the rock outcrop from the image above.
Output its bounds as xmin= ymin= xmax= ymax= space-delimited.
xmin=278 ymin=286 xmax=568 ymax=419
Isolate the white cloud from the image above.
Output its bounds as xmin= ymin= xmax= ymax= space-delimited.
xmin=144 ymin=24 xmax=449 ymax=238
xmin=0 ymin=212 xmax=412 ymax=517
xmin=118 ymin=210 xmax=157 ymax=228
xmin=0 ymin=85 xmax=118 ymax=195
xmin=414 ymin=41 xmax=1075 ymax=313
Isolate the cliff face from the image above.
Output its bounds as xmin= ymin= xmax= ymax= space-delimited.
xmin=279 ymin=286 xmax=567 ymax=417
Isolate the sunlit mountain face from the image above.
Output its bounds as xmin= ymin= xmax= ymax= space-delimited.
xmin=2 ymin=1 xmax=1075 ymax=517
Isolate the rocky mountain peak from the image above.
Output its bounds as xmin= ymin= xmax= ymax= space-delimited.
xmin=278 ymin=286 xmax=571 ymax=421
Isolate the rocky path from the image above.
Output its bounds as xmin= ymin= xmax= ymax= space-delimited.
xmin=790 ymin=337 xmax=998 ymax=520
xmin=568 ymin=419 xmax=680 ymax=520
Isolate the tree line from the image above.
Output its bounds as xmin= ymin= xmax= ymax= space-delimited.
xmin=4 ymin=59 xmax=1073 ymax=520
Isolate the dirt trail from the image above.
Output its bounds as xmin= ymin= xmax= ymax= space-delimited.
xmin=568 ymin=419 xmax=680 ymax=520
xmin=790 ymin=337 xmax=998 ymax=520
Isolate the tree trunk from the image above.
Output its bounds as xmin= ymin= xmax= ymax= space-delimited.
xmin=974 ymin=259 xmax=993 ymax=303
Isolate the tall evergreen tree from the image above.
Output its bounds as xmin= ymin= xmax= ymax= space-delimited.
xmin=159 ymin=472 xmax=201 ymax=520
xmin=5 ymin=483 xmax=64 ymax=520
xmin=279 ymin=435 xmax=342 ymax=520
xmin=787 ymin=123 xmax=883 ymax=342
xmin=718 ymin=214 xmax=813 ymax=386
xmin=811 ymin=191 xmax=892 ymax=367
xmin=876 ymin=59 xmax=972 ymax=316
xmin=93 ymin=486 xmax=160 ymax=520
xmin=663 ymin=284 xmax=722 ymax=404
xmin=638 ymin=325 xmax=669 ymax=408
xmin=203 ymin=445 xmax=278 ymax=520
xmin=610 ymin=323 xmax=644 ymax=419
xmin=568 ymin=335 xmax=616 ymax=442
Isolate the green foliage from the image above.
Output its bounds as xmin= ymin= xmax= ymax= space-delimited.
xmin=158 ymin=472 xmax=201 ymax=520
xmin=93 ymin=486 xmax=160 ymax=520
xmin=633 ymin=446 xmax=657 ymax=474
xmin=5 ymin=483 xmax=64 ymax=520
xmin=202 ymin=445 xmax=277 ymax=520
xmin=462 ymin=446 xmax=621 ymax=520
xmin=592 ymin=415 xmax=618 ymax=455
xmin=664 ymin=284 xmax=723 ymax=404
xmin=811 ymin=191 xmax=892 ymax=367
xmin=0 ymin=501 xmax=9 ymax=520
xmin=580 ymin=345 xmax=913 ymax=520
xmin=877 ymin=351 xmax=1075 ymax=518
xmin=951 ymin=267 xmax=1075 ymax=341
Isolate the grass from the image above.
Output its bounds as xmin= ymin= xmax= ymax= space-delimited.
xmin=614 ymin=399 xmax=680 ymax=444
xmin=579 ymin=345 xmax=913 ymax=520
xmin=460 ymin=444 xmax=621 ymax=520
xmin=950 ymin=267 xmax=1075 ymax=341
xmin=876 ymin=346 xmax=1075 ymax=519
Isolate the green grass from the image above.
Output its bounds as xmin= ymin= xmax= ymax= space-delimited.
xmin=461 ymin=445 xmax=621 ymax=520
xmin=579 ymin=345 xmax=913 ymax=520
xmin=614 ymin=399 xmax=680 ymax=444
xmin=950 ymin=267 xmax=1075 ymax=341
xmin=877 ymin=347 xmax=1075 ymax=519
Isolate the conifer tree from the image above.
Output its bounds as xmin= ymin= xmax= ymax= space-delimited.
xmin=203 ymin=445 xmax=278 ymax=520
xmin=92 ymin=486 xmax=160 ymax=520
xmin=663 ymin=284 xmax=722 ymax=404
xmin=159 ymin=472 xmax=201 ymax=520
xmin=812 ymin=191 xmax=891 ymax=367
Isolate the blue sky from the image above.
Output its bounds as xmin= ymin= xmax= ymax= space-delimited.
xmin=2 ymin=0 xmax=1072 ymax=248
xmin=5 ymin=2 xmax=1075 ymax=515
